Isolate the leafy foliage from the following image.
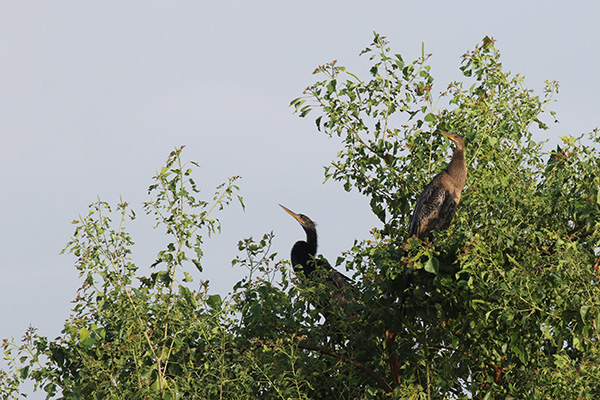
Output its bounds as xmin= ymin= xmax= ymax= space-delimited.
xmin=2 ymin=147 xmax=254 ymax=399
xmin=3 ymin=35 xmax=600 ymax=399
xmin=293 ymin=33 xmax=600 ymax=398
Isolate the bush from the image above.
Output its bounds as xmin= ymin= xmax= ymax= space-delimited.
xmin=3 ymin=34 xmax=600 ymax=399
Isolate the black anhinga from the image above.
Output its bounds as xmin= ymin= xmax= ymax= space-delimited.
xmin=279 ymin=204 xmax=352 ymax=291
xmin=408 ymin=131 xmax=467 ymax=240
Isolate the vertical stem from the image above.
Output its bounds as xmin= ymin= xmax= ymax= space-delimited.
xmin=385 ymin=329 xmax=400 ymax=386
xmin=426 ymin=345 xmax=431 ymax=400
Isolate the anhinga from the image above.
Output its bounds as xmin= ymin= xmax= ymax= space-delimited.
xmin=279 ymin=204 xmax=352 ymax=293
xmin=388 ymin=131 xmax=466 ymax=379
xmin=408 ymin=131 xmax=467 ymax=240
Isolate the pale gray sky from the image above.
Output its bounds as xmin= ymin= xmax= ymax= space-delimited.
xmin=1 ymin=2 xmax=599 ymax=396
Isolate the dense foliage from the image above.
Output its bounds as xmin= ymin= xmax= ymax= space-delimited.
xmin=2 ymin=34 xmax=600 ymax=399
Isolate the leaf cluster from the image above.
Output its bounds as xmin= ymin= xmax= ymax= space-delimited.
xmin=292 ymin=33 xmax=600 ymax=398
xmin=2 ymin=35 xmax=600 ymax=400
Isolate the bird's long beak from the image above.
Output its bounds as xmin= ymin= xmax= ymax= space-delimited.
xmin=279 ymin=204 xmax=303 ymax=224
xmin=440 ymin=130 xmax=457 ymax=143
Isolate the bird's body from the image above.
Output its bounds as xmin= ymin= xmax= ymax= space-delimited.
xmin=280 ymin=204 xmax=352 ymax=291
xmin=409 ymin=131 xmax=467 ymax=240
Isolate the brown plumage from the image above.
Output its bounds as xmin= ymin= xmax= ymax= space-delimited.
xmin=408 ymin=131 xmax=467 ymax=240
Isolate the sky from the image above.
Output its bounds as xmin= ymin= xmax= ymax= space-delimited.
xmin=1 ymin=2 xmax=599 ymax=396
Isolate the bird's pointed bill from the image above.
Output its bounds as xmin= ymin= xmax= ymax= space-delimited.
xmin=279 ymin=204 xmax=304 ymax=224
xmin=440 ymin=130 xmax=457 ymax=143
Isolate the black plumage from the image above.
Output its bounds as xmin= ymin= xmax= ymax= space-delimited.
xmin=279 ymin=204 xmax=352 ymax=292
xmin=408 ymin=131 xmax=467 ymax=240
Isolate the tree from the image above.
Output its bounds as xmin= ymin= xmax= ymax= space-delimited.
xmin=3 ymin=33 xmax=600 ymax=399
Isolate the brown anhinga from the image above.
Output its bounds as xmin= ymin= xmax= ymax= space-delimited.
xmin=408 ymin=131 xmax=467 ymax=240
xmin=279 ymin=204 xmax=352 ymax=292
xmin=387 ymin=132 xmax=466 ymax=382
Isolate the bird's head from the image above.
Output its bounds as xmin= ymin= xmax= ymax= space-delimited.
xmin=440 ymin=130 xmax=465 ymax=151
xmin=279 ymin=204 xmax=316 ymax=231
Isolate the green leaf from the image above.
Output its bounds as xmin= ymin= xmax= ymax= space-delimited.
xmin=207 ymin=294 xmax=222 ymax=309
xmin=326 ymin=79 xmax=337 ymax=94
xmin=394 ymin=54 xmax=404 ymax=70
xmin=580 ymin=305 xmax=590 ymax=321
xmin=424 ymin=256 xmax=439 ymax=275
xmin=192 ymin=258 xmax=202 ymax=272
xmin=573 ymin=335 xmax=582 ymax=351
xmin=20 ymin=365 xmax=30 ymax=380
xmin=559 ymin=135 xmax=575 ymax=146
xmin=159 ymin=167 xmax=170 ymax=177
xmin=79 ymin=327 xmax=90 ymax=342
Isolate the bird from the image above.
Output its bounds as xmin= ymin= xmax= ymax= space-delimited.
xmin=408 ymin=131 xmax=467 ymax=240
xmin=279 ymin=204 xmax=352 ymax=295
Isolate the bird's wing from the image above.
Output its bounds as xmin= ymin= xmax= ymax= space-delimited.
xmin=408 ymin=179 xmax=448 ymax=239
xmin=324 ymin=264 xmax=354 ymax=307
xmin=329 ymin=269 xmax=353 ymax=290
xmin=315 ymin=257 xmax=353 ymax=289
xmin=312 ymin=257 xmax=356 ymax=309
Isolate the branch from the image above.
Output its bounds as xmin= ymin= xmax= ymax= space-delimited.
xmin=538 ymin=224 xmax=597 ymax=256
xmin=227 ymin=335 xmax=393 ymax=394
xmin=296 ymin=341 xmax=393 ymax=394
xmin=593 ymin=256 xmax=600 ymax=276
xmin=385 ymin=329 xmax=401 ymax=387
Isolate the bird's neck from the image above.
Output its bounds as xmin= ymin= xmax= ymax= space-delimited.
xmin=304 ymin=228 xmax=317 ymax=255
xmin=447 ymin=148 xmax=467 ymax=187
